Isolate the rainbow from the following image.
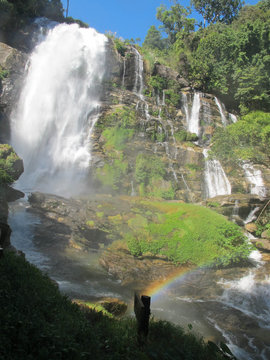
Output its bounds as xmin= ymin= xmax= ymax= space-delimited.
xmin=143 ymin=265 xmax=197 ymax=302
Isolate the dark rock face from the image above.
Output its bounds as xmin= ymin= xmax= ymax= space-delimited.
xmin=0 ymin=42 xmax=28 ymax=142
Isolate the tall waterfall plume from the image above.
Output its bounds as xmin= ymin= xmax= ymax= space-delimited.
xmin=183 ymin=92 xmax=201 ymax=136
xmin=11 ymin=23 xmax=107 ymax=196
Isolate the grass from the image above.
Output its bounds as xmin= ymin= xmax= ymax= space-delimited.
xmin=124 ymin=201 xmax=252 ymax=266
xmin=0 ymin=251 xmax=232 ymax=360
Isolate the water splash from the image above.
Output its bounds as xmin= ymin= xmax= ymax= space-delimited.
xmin=11 ymin=23 xmax=107 ymax=196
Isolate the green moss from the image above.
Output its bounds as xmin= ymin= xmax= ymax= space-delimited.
xmin=96 ymin=212 xmax=104 ymax=218
xmin=135 ymin=153 xmax=166 ymax=185
xmin=102 ymin=127 xmax=134 ymax=151
xmin=96 ymin=158 xmax=128 ymax=191
xmin=86 ymin=220 xmax=95 ymax=228
xmin=124 ymin=201 xmax=252 ymax=266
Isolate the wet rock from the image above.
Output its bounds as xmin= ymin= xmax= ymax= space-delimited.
xmin=245 ymin=222 xmax=257 ymax=234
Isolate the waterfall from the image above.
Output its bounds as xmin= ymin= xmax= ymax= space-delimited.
xmin=187 ymin=93 xmax=201 ymax=136
xmin=132 ymin=47 xmax=144 ymax=99
xmin=203 ymin=149 xmax=231 ymax=198
xmin=229 ymin=113 xmax=238 ymax=123
xmin=242 ymin=163 xmax=266 ymax=198
xmin=121 ymin=58 xmax=126 ymax=88
xmin=11 ymin=23 xmax=107 ymax=196
xmin=214 ymin=97 xmax=227 ymax=126
xmin=244 ymin=207 xmax=260 ymax=224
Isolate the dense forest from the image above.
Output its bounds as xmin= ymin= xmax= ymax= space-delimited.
xmin=141 ymin=0 xmax=270 ymax=114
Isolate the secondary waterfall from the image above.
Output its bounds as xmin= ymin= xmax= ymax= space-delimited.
xmin=132 ymin=47 xmax=144 ymax=99
xmin=203 ymin=149 xmax=231 ymax=198
xmin=11 ymin=22 xmax=107 ymax=196
xmin=242 ymin=162 xmax=266 ymax=198
xmin=214 ymin=97 xmax=227 ymax=126
xmin=187 ymin=92 xmax=201 ymax=136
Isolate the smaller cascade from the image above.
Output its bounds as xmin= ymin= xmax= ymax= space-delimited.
xmin=187 ymin=92 xmax=201 ymax=136
xmin=182 ymin=92 xmax=190 ymax=121
xmin=132 ymin=47 xmax=144 ymax=100
xmin=131 ymin=181 xmax=136 ymax=196
xmin=121 ymin=58 xmax=126 ymax=88
xmin=232 ymin=200 xmax=240 ymax=216
xmin=242 ymin=162 xmax=267 ymax=198
xmin=244 ymin=207 xmax=260 ymax=224
xmin=162 ymin=90 xmax=166 ymax=106
xmin=229 ymin=113 xmax=238 ymax=123
xmin=203 ymin=149 xmax=231 ymax=198
xmin=214 ymin=97 xmax=227 ymax=126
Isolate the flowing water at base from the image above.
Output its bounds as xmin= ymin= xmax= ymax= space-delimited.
xmin=8 ymin=197 xmax=270 ymax=360
xmin=8 ymin=197 xmax=133 ymax=303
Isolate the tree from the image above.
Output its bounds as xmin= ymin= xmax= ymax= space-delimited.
xmin=191 ymin=0 xmax=244 ymax=25
xmin=143 ymin=25 xmax=164 ymax=50
xmin=156 ymin=3 xmax=195 ymax=44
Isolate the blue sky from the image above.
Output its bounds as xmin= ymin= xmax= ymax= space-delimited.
xmin=61 ymin=0 xmax=260 ymax=42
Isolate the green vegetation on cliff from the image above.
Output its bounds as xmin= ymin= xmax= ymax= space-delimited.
xmin=0 ymin=251 xmax=232 ymax=360
xmin=210 ymin=111 xmax=270 ymax=165
xmin=0 ymin=144 xmax=23 ymax=185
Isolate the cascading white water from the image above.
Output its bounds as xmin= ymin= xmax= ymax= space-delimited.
xmin=229 ymin=113 xmax=238 ymax=123
xmin=242 ymin=162 xmax=266 ymax=198
xmin=11 ymin=23 xmax=107 ymax=196
xmin=132 ymin=47 xmax=144 ymax=99
xmin=203 ymin=149 xmax=231 ymax=198
xmin=187 ymin=92 xmax=201 ymax=135
xmin=214 ymin=96 xmax=227 ymax=126
xmin=244 ymin=207 xmax=260 ymax=224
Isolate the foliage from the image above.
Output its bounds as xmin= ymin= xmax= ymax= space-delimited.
xmin=191 ymin=0 xmax=244 ymax=25
xmin=143 ymin=25 xmax=165 ymax=50
xmin=210 ymin=111 xmax=270 ymax=165
xmin=114 ymin=38 xmax=127 ymax=57
xmin=175 ymin=129 xmax=198 ymax=142
xmin=135 ymin=153 xmax=166 ymax=186
xmin=125 ymin=201 xmax=252 ymax=267
xmin=189 ymin=4 xmax=270 ymax=112
xmin=96 ymin=156 xmax=128 ymax=192
xmin=0 ymin=251 xmax=231 ymax=360
xmin=156 ymin=3 xmax=195 ymax=44
xmin=0 ymin=144 xmax=21 ymax=185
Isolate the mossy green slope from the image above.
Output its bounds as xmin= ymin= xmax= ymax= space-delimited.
xmin=123 ymin=201 xmax=252 ymax=266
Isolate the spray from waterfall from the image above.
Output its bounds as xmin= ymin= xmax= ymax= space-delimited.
xmin=11 ymin=23 xmax=107 ymax=196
